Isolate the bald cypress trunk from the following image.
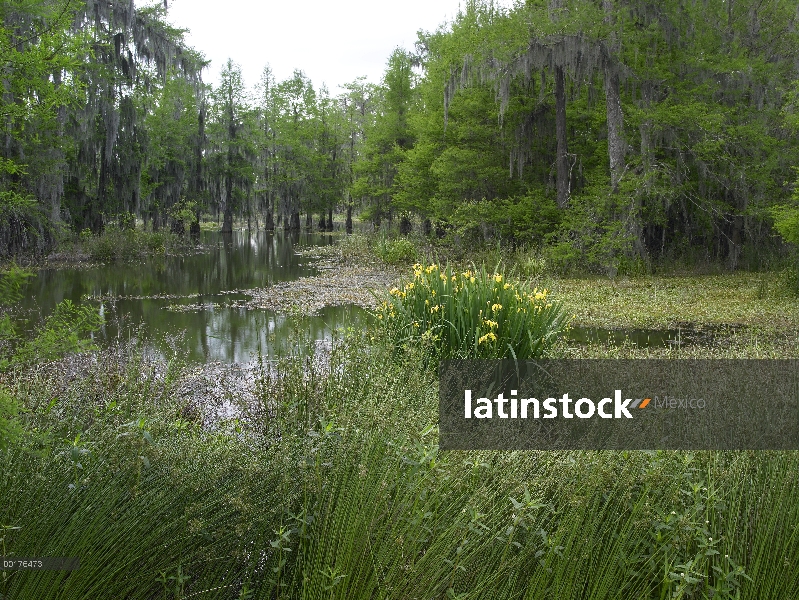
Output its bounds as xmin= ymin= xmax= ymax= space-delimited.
xmin=265 ymin=191 xmax=275 ymax=231
xmin=555 ymin=65 xmax=569 ymax=208
xmin=603 ymin=0 xmax=625 ymax=192
xmin=222 ymin=208 xmax=233 ymax=233
xmin=605 ymin=70 xmax=624 ymax=192
xmin=192 ymin=100 xmax=205 ymax=238
xmin=602 ymin=0 xmax=643 ymax=262
xmin=222 ymin=170 xmax=233 ymax=233
xmin=94 ymin=142 xmax=108 ymax=234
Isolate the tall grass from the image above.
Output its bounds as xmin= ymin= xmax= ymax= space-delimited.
xmin=372 ymin=236 xmax=419 ymax=265
xmin=2 ymin=331 xmax=799 ymax=599
xmin=378 ymin=263 xmax=572 ymax=360
xmin=75 ymin=226 xmax=193 ymax=263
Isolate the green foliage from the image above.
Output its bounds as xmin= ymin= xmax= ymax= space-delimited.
xmin=3 ymin=0 xmax=798 ymax=270
xmin=78 ymin=227 xmax=187 ymax=262
xmin=168 ymin=200 xmax=199 ymax=226
xmin=8 ymin=300 xmax=103 ymax=367
xmin=253 ymin=67 xmax=347 ymax=229
xmin=770 ymin=181 xmax=799 ymax=295
xmin=770 ymin=203 xmax=799 ymax=246
xmin=0 ymin=159 xmax=35 ymax=212
xmin=378 ymin=263 xmax=571 ymax=360
xmin=143 ymin=72 xmax=204 ymax=225
xmin=387 ymin=0 xmax=799 ymax=268
xmin=0 ymin=385 xmax=25 ymax=451
xmin=206 ymin=60 xmax=258 ymax=231
xmin=449 ymin=192 xmax=561 ymax=246
xmin=0 ymin=264 xmax=33 ymax=307
xmin=544 ymin=186 xmax=643 ymax=276
xmin=351 ymin=49 xmax=416 ymax=226
xmin=0 ymin=264 xmax=103 ymax=370
xmin=373 ymin=236 xmax=419 ymax=265
xmin=0 ymin=0 xmax=86 ymax=224
xmin=0 ymin=262 xmax=103 ymax=450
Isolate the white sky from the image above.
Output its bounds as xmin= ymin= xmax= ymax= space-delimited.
xmin=157 ymin=0 xmax=477 ymax=93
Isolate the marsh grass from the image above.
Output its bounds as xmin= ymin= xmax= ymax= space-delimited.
xmin=68 ymin=226 xmax=196 ymax=263
xmin=551 ymin=273 xmax=799 ymax=331
xmin=1 ymin=326 xmax=798 ymax=598
xmin=4 ymin=228 xmax=799 ymax=599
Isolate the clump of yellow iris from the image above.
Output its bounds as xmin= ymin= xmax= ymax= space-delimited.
xmin=378 ymin=262 xmax=570 ymax=359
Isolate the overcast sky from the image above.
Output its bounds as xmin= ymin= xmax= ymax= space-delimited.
xmin=157 ymin=0 xmax=483 ymax=93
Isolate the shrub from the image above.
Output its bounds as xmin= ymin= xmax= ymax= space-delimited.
xmin=512 ymin=249 xmax=549 ymax=280
xmin=543 ymin=189 xmax=640 ymax=276
xmin=1 ymin=265 xmax=103 ymax=370
xmin=0 ymin=263 xmax=33 ymax=306
xmin=770 ymin=203 xmax=799 ymax=296
xmin=0 ymin=201 xmax=57 ymax=259
xmin=374 ymin=236 xmax=418 ymax=265
xmin=378 ymin=263 xmax=571 ymax=360
xmin=449 ymin=192 xmax=561 ymax=246
xmin=770 ymin=203 xmax=799 ymax=246
xmin=79 ymin=228 xmax=182 ymax=262
xmin=9 ymin=300 xmax=103 ymax=367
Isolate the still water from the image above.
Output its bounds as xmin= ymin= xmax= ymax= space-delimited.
xmin=19 ymin=230 xmax=693 ymax=364
xmin=22 ymin=230 xmax=367 ymax=363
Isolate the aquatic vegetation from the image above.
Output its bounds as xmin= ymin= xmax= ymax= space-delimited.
xmin=2 ymin=237 xmax=797 ymax=599
xmin=246 ymin=242 xmax=400 ymax=315
xmin=3 ymin=333 xmax=799 ymax=599
xmin=379 ymin=263 xmax=571 ymax=359
xmin=554 ymin=273 xmax=799 ymax=330
xmin=73 ymin=227 xmax=203 ymax=264
xmin=0 ymin=266 xmax=103 ymax=370
xmin=247 ymin=266 xmax=396 ymax=316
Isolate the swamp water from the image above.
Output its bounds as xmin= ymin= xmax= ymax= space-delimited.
xmin=21 ymin=230 xmax=367 ymax=363
xmin=20 ymin=230 xmax=712 ymax=366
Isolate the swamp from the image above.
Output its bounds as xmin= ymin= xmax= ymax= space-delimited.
xmin=2 ymin=0 xmax=799 ymax=598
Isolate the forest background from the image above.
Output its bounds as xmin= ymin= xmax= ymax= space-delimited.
xmin=2 ymin=0 xmax=799 ymax=274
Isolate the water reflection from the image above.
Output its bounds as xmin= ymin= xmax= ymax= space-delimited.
xmin=23 ymin=230 xmax=368 ymax=363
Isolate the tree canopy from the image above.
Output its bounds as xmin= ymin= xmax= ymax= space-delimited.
xmin=2 ymin=0 xmax=798 ymax=270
